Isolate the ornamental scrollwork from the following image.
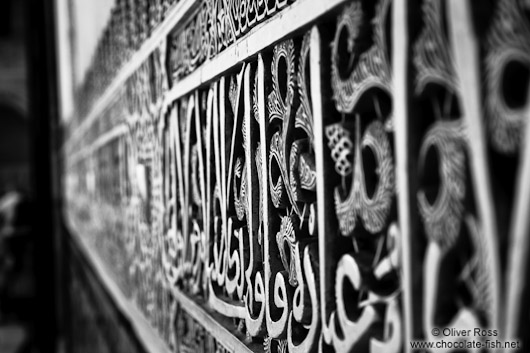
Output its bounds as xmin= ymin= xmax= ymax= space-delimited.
xmin=64 ymin=0 xmax=530 ymax=352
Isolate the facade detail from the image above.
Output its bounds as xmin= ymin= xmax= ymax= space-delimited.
xmin=62 ymin=0 xmax=530 ymax=352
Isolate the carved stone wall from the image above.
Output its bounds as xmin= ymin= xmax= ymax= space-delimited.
xmin=61 ymin=0 xmax=530 ymax=352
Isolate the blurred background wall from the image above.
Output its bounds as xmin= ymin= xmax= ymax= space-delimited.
xmin=0 ymin=0 xmax=29 ymax=194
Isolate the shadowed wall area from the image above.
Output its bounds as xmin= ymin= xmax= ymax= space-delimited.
xmin=0 ymin=105 xmax=30 ymax=191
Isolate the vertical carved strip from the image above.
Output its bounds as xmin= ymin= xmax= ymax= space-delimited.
xmin=286 ymin=28 xmax=320 ymax=353
xmin=244 ymin=58 xmax=267 ymax=337
xmin=392 ymin=0 xmax=414 ymax=350
xmin=264 ymin=40 xmax=291 ymax=338
xmin=319 ymin=2 xmax=401 ymax=352
xmin=208 ymin=64 xmax=249 ymax=320
xmin=204 ymin=82 xmax=217 ymax=295
xmin=505 ymin=93 xmax=530 ymax=341
xmin=447 ymin=0 xmax=501 ymax=332
xmin=312 ymin=17 xmax=334 ymax=348
xmin=407 ymin=1 xmax=502 ymax=349
xmin=163 ymin=106 xmax=179 ymax=286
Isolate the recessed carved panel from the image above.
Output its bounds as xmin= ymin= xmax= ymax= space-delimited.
xmin=63 ymin=0 xmax=530 ymax=352
xmin=409 ymin=0 xmax=500 ymax=347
